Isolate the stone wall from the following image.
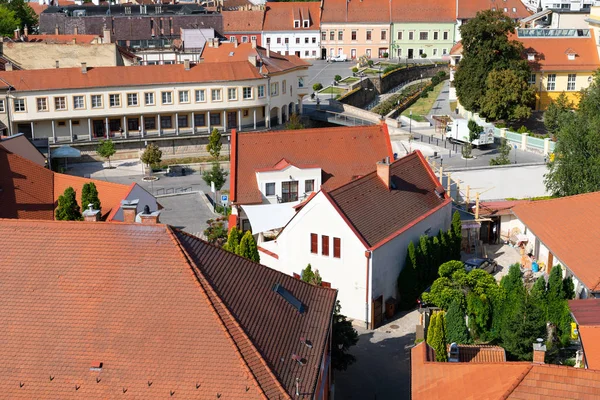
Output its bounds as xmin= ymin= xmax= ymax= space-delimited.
xmin=374 ymin=64 xmax=448 ymax=94
xmin=337 ymin=78 xmax=378 ymax=109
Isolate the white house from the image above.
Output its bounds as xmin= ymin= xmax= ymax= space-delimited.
xmin=262 ymin=2 xmax=321 ymax=59
xmin=258 ymin=151 xmax=453 ymax=327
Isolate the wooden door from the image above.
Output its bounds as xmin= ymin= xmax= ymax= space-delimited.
xmin=371 ymin=295 xmax=383 ymax=329
xmin=227 ymin=112 xmax=236 ymax=130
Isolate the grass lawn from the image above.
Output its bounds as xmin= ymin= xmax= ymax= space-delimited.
xmin=319 ymin=86 xmax=346 ymax=95
xmin=402 ymin=82 xmax=445 ymax=120
xmin=449 ymin=100 xmax=457 ymax=112
xmin=363 ymin=68 xmax=382 ymax=75
xmin=340 ymin=77 xmax=359 ymax=83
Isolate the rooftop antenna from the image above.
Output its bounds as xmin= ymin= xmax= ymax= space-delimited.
xmin=295 ymin=378 xmax=300 ymax=397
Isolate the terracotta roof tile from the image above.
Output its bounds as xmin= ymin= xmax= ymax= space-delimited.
xmin=457 ymin=0 xmax=530 ymax=19
xmin=222 ymin=10 xmax=265 ymax=32
xmin=454 ymin=345 xmax=507 ymax=363
xmin=507 ymin=364 xmax=600 ymax=399
xmin=321 ymin=0 xmax=392 ymax=23
xmin=231 ymin=125 xmax=393 ymax=204
xmin=476 ymin=200 xmax=530 ymax=217
xmin=578 ymin=326 xmax=600 ymax=371
xmin=25 ymin=34 xmax=99 ymax=44
xmin=512 ymin=192 xmax=600 ymax=292
xmin=391 ymin=0 xmax=455 ymax=22
xmin=326 ymin=151 xmax=450 ymax=248
xmin=263 ymin=3 xmax=321 ymax=31
xmin=518 ymin=32 xmax=600 ymax=72
xmin=569 ymin=299 xmax=600 ymax=325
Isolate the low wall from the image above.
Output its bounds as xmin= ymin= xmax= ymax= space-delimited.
xmin=338 ymin=103 xmax=383 ymax=124
xmin=399 ymin=115 xmax=431 ymax=128
xmin=337 ymin=78 xmax=379 ymax=109
xmin=375 ymin=64 xmax=448 ymax=93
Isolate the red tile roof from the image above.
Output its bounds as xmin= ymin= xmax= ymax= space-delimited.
xmin=453 ymin=345 xmax=507 ymax=363
xmin=222 ymin=10 xmax=265 ymax=33
xmin=512 ymin=192 xmax=600 ymax=292
xmin=0 ymin=62 xmax=264 ymax=92
xmin=325 ymin=151 xmax=451 ymax=249
xmin=25 ymin=34 xmax=100 ymax=44
xmin=0 ymin=219 xmax=336 ymax=398
xmin=569 ymin=299 xmax=600 ymax=326
xmin=321 ymin=0 xmax=392 ymax=23
xmin=391 ymin=0 xmax=455 ymax=23
xmin=263 ymin=2 xmax=321 ymax=31
xmin=412 ymin=342 xmax=600 ymax=400
xmin=457 ymin=0 xmax=530 ymax=19
xmin=579 ymin=326 xmax=600 ymax=370
xmin=518 ymin=32 xmax=600 ymax=72
xmin=476 ymin=200 xmax=530 ymax=217
xmin=230 ymin=125 xmax=394 ymax=205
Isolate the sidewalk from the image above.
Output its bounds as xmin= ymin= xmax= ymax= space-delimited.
xmin=68 ymin=159 xmax=146 ymax=179
xmin=428 ymin=80 xmax=452 ymax=118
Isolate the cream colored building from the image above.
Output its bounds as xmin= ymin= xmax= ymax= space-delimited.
xmin=0 ymin=41 xmax=309 ymax=142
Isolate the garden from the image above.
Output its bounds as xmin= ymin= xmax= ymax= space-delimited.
xmin=371 ymin=82 xmax=429 ymax=116
xmin=401 ymin=80 xmax=446 ymax=122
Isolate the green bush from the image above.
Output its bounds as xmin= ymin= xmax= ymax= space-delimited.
xmin=517 ymin=125 xmax=530 ymax=134
xmin=383 ymin=52 xmax=389 ymax=58
xmin=334 ymin=74 xmax=342 ymax=82
xmin=352 ymin=67 xmax=358 ymax=73
xmin=313 ymin=83 xmax=323 ymax=91
xmin=437 ymin=71 xmax=447 ymax=78
xmin=367 ymin=60 xmax=374 ymax=67
xmin=371 ymin=82 xmax=428 ymax=115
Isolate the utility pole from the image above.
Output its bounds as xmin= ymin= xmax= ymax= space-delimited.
xmin=465 ymin=185 xmax=470 ymax=208
xmin=446 ymin=172 xmax=452 ymax=199
xmin=475 ymin=193 xmax=480 ymax=220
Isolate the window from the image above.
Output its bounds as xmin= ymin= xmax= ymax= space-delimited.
xmin=304 ymin=37 xmax=309 ymax=44
xmin=144 ymin=116 xmax=156 ymax=130
xmin=381 ymin=30 xmax=387 ymax=41
xmin=194 ymin=113 xmax=205 ymax=126
xmin=242 ymin=36 xmax=248 ymax=43
xmin=443 ymin=31 xmax=449 ymax=40
xmin=409 ymin=31 xmax=414 ymax=40
xmin=258 ymin=85 xmax=265 ymax=98
xmin=161 ymin=91 xmax=172 ymax=105
xmin=265 ymin=182 xmax=275 ymax=196
xmin=305 ymin=179 xmax=314 ymax=192
xmin=547 ymin=74 xmax=556 ymax=91
xmin=419 ymin=31 xmax=428 ymax=41
xmin=179 ymin=90 xmax=189 ymax=103
xmin=73 ymin=95 xmax=85 ymax=109
xmin=366 ymin=30 xmax=372 ymax=41
xmin=243 ymin=87 xmax=252 ymax=99
xmin=305 ymin=50 xmax=309 ymax=56
xmin=298 ymin=77 xmax=304 ymax=88
xmin=528 ymin=73 xmax=536 ymax=85
xmin=210 ymin=112 xmax=221 ymax=125
xmin=266 ymin=37 xmax=271 ymax=44
xmin=442 ymin=48 xmax=448 ymax=55
xmin=228 ymin=88 xmax=237 ymax=101
xmin=177 ymin=115 xmax=188 ymax=128
xmin=333 ymin=237 xmax=341 ymax=258
xmin=144 ymin=92 xmax=155 ymax=105
xmin=211 ymin=89 xmax=222 ymax=101
xmin=397 ymin=31 xmax=403 ymax=40
xmin=419 ymin=49 xmax=424 ymax=56
xmin=310 ymin=233 xmax=318 ymax=254
xmin=296 ymin=37 xmax=300 ymax=44
xmin=330 ymin=31 xmax=334 ymax=41
xmin=281 ymin=180 xmax=298 ymax=202
xmin=109 ymin=94 xmax=120 ymax=107
xmin=55 ymin=96 xmax=67 ymax=110
xmin=433 ymin=31 xmax=439 ymax=40
xmin=285 ymin=37 xmax=289 ymax=44
xmin=397 ymin=48 xmax=402 ymax=57
xmin=294 ymin=20 xmax=300 ymax=28
xmin=109 ymin=119 xmax=120 ymax=132
xmin=195 ymin=89 xmax=205 ymax=102
xmin=271 ymin=82 xmax=279 ymax=96
xmin=338 ymin=30 xmax=343 ymax=41
xmin=282 ymin=80 xmax=287 ymax=94
xmin=322 ymin=235 xmax=329 ymax=256
xmin=127 ymin=93 xmax=138 ymax=107
xmin=303 ymin=20 xmax=309 ymax=28
xmin=160 ymin=115 xmax=172 ymax=129
xmin=128 ymin=118 xmax=139 ymax=131
xmin=312 ymin=37 xmax=316 ymax=44
xmin=229 ymin=36 xmax=235 ymax=42
xmin=72 ymin=120 xmax=79 ymax=126
xmin=433 ymin=48 xmax=438 ymax=56
xmin=567 ymin=74 xmax=576 ymax=91
xmin=91 ymin=95 xmax=102 ymax=108
xmin=37 ymin=98 xmax=48 ymax=112
xmin=322 ymin=31 xmax=326 ymax=41
xmin=312 ymin=50 xmax=316 ymax=56
xmin=0 ymin=99 xmax=5 ymax=112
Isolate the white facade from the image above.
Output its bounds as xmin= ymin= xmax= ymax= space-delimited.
xmin=256 ymin=164 xmax=321 ymax=204
xmin=522 ymin=0 xmax=600 ymax=12
xmin=264 ymin=31 xmax=321 ymax=59
xmin=260 ymin=191 xmax=452 ymax=325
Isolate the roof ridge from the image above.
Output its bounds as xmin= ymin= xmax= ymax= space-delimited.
xmin=167 ymin=227 xmax=289 ymax=399
xmin=499 ymin=365 xmax=534 ymax=399
xmin=106 ymin=182 xmax=136 ymax=221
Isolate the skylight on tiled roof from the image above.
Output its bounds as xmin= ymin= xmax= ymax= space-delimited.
xmin=273 ymin=283 xmax=305 ymax=314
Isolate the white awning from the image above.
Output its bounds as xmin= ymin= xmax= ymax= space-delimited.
xmin=242 ymin=201 xmax=300 ymax=234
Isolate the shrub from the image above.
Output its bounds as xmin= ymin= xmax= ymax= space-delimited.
xmin=55 ymin=186 xmax=82 ymax=221
xmin=517 ymin=125 xmax=530 ymax=134
xmin=420 ymin=53 xmax=427 ymax=58
xmin=437 ymin=71 xmax=447 ymax=78
xmin=367 ymin=60 xmax=374 ymax=67
xmin=352 ymin=67 xmax=358 ymax=73
xmin=81 ymin=182 xmax=101 ymax=211
xmin=313 ymin=83 xmax=323 ymax=91
xmin=446 ymin=299 xmax=470 ymax=344
xmin=334 ymin=74 xmax=342 ymax=82
xmin=383 ymin=52 xmax=389 ymax=58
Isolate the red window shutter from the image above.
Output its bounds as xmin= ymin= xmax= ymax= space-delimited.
xmin=333 ymin=237 xmax=341 ymax=258
xmin=293 ymin=273 xmax=300 ymax=279
xmin=322 ymin=235 xmax=329 ymax=256
xmin=322 ymin=281 xmax=331 ymax=288
xmin=310 ymin=233 xmax=318 ymax=254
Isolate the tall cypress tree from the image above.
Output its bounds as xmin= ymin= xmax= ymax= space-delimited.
xmin=81 ymin=182 xmax=101 ymax=211
xmin=398 ymin=241 xmax=419 ymax=308
xmin=238 ymin=231 xmax=260 ymax=263
xmin=223 ymin=226 xmax=241 ymax=253
xmin=55 ymin=187 xmax=82 ymax=221
xmin=446 ymin=299 xmax=470 ymax=344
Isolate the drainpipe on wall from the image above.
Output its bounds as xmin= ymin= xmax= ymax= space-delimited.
xmin=365 ymin=250 xmax=372 ymax=329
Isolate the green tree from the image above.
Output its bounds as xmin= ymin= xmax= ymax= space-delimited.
xmin=313 ymin=83 xmax=323 ymax=91
xmin=301 ymin=264 xmax=323 ymax=286
xmin=206 ymin=128 xmax=222 ymax=160
xmin=55 ymin=187 xmax=82 ymax=221
xmin=544 ymin=92 xmax=574 ymax=134
xmin=223 ymin=226 xmax=241 ymax=253
xmin=334 ymin=74 xmax=342 ymax=82
xmin=203 ymin=217 xmax=228 ymax=246
xmin=428 ymin=311 xmax=448 ymax=361
xmin=462 ymin=120 xmax=483 ymax=159
xmin=0 ymin=0 xmax=36 ymax=31
xmin=446 ymin=299 xmax=470 ymax=344
xmin=140 ymin=143 xmax=162 ymax=176
xmin=81 ymin=182 xmax=101 ymax=211
xmin=331 ymin=300 xmax=359 ymax=371
xmin=237 ymin=230 xmax=260 ymax=263
xmin=502 ymin=292 xmax=547 ymax=360
xmin=285 ymin=113 xmax=304 ymax=130
xmin=96 ymin=139 xmax=116 ymax=169
xmin=438 ymin=260 xmax=464 ymax=278
xmin=454 ymin=9 xmax=530 ymax=113
xmin=490 ymin=138 xmax=512 ymax=166
xmin=546 ymin=265 xmax=573 ymax=346
xmin=479 ymin=69 xmax=535 ymax=122
xmin=467 ymin=291 xmax=492 ymax=339
xmin=0 ymin=5 xmax=19 ymax=37
xmin=563 ymin=276 xmax=575 ymax=300
xmin=417 ymin=235 xmax=431 ymax=283
xmin=202 ymin=162 xmax=229 ymax=191
xmin=450 ymin=210 xmax=463 ymax=259
xmin=431 ymin=236 xmax=442 ymax=276
xmin=398 ymin=240 xmax=420 ymax=308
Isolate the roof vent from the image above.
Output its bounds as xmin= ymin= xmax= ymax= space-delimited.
xmin=90 ymin=361 xmax=103 ymax=371
xmin=434 ymin=185 xmax=445 ymax=199
xmin=273 ymin=283 xmax=305 ymax=314
xmin=300 ymin=337 xmax=313 ymax=348
xmin=448 ymin=343 xmax=459 ymax=362
xmin=291 ymin=354 xmax=307 ymax=366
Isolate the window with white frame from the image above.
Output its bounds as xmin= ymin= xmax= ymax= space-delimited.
xmin=270 ymin=82 xmax=279 ymax=96
xmin=366 ymin=30 xmax=372 ymax=41
xmin=265 ymin=182 xmax=275 ymax=196
xmin=179 ymin=90 xmax=189 ymax=103
xmin=419 ymin=31 xmax=428 ymax=40
xmin=127 ymin=93 xmax=138 ymax=106
xmin=73 ymin=95 xmax=85 ymax=109
xmin=338 ymin=30 xmax=343 ymax=41
xmin=230 ymin=36 xmax=235 ymax=42
xmin=330 ymin=31 xmax=334 ymax=40
xmin=433 ymin=31 xmax=439 ymax=40
xmin=251 ymin=35 xmax=257 ymax=41
xmin=443 ymin=31 xmax=449 ymax=40
xmin=322 ymin=31 xmax=326 ymax=41
xmin=294 ymin=20 xmax=300 ymax=28
xmin=282 ymin=80 xmax=287 ymax=94
xmin=14 ymin=98 xmax=25 ymax=112
xmin=144 ymin=92 xmax=154 ymax=105
xmin=55 ymin=96 xmax=67 ymax=110
xmin=242 ymin=87 xmax=252 ymax=99
xmin=296 ymin=37 xmax=300 ymax=44
xmin=303 ymin=20 xmax=309 ymax=28
xmin=381 ymin=30 xmax=387 ymax=41
xmin=547 ymin=74 xmax=556 ymax=91
xmin=408 ymin=31 xmax=414 ymax=40
xmin=211 ymin=89 xmax=222 ymax=101
xmin=228 ymin=88 xmax=237 ymax=101
xmin=161 ymin=91 xmax=173 ymax=104
xmin=91 ymin=94 xmax=102 ymax=108
xmin=258 ymin=85 xmax=265 ymax=98
xmin=567 ymin=74 xmax=576 ymax=91
xmin=528 ymin=73 xmax=536 ymax=85
xmin=397 ymin=31 xmax=403 ymax=40
xmin=37 ymin=98 xmax=48 ymax=112
xmin=109 ymin=94 xmax=120 ymax=107
xmin=0 ymin=99 xmax=5 ymax=112
xmin=242 ymin=36 xmax=248 ymax=43
xmin=433 ymin=48 xmax=438 ymax=56
xmin=304 ymin=37 xmax=309 ymax=44
xmin=266 ymin=37 xmax=271 ymax=44
xmin=195 ymin=89 xmax=205 ymax=102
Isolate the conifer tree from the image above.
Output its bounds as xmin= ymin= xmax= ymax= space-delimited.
xmin=81 ymin=182 xmax=101 ymax=211
xmin=446 ymin=299 xmax=470 ymax=344
xmin=237 ymin=230 xmax=260 ymax=263
xmin=223 ymin=226 xmax=241 ymax=253
xmin=55 ymin=187 xmax=82 ymax=221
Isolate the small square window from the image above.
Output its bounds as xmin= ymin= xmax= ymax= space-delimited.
xmin=144 ymin=92 xmax=154 ymax=105
xmin=55 ymin=96 xmax=67 ymax=110
xmin=266 ymin=182 xmax=275 ymax=196
xmin=194 ymin=113 xmax=206 ymax=126
xmin=211 ymin=89 xmax=222 ymax=102
xmin=179 ymin=90 xmax=189 ymax=103
xmin=243 ymin=87 xmax=252 ymax=100
xmin=195 ymin=89 xmax=206 ymax=102
xmin=161 ymin=91 xmax=172 ymax=105
xmin=109 ymin=94 xmax=120 ymax=107
xmin=228 ymin=88 xmax=237 ymax=101
xmin=91 ymin=95 xmax=102 ymax=108
xmin=305 ymin=179 xmax=314 ymax=192
xmin=160 ymin=115 xmax=172 ymax=129
xmin=258 ymin=85 xmax=265 ymax=98
xmin=73 ymin=95 xmax=85 ymax=109
xmin=37 ymin=98 xmax=48 ymax=112
xmin=144 ymin=116 xmax=156 ymax=130
xmin=0 ymin=99 xmax=5 ymax=112
xmin=127 ymin=93 xmax=138 ymax=106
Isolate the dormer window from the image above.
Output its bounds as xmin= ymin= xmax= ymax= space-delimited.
xmin=527 ymin=52 xmax=535 ymax=61
xmin=294 ymin=20 xmax=300 ymax=28
xmin=568 ymin=53 xmax=575 ymax=60
xmin=565 ymin=48 xmax=577 ymax=60
xmin=303 ymin=20 xmax=309 ymax=28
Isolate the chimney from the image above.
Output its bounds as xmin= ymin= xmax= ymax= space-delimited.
xmin=213 ymin=37 xmax=219 ymax=48
xmin=5 ymin=62 xmax=13 ymax=71
xmin=248 ymin=55 xmax=257 ymax=66
xmin=266 ymin=42 xmax=271 ymax=58
xmin=103 ymin=25 xmax=111 ymax=44
xmin=13 ymin=28 xmax=20 ymax=40
xmin=55 ymin=25 xmax=59 ymax=35
xmin=233 ymin=36 xmax=238 ymax=48
xmin=81 ymin=62 xmax=87 ymax=73
xmin=207 ymin=38 xmax=213 ymax=48
xmin=533 ymin=341 xmax=546 ymax=364
xmin=55 ymin=60 xmax=59 ymax=68
xmin=83 ymin=204 xmax=101 ymax=222
xmin=139 ymin=204 xmax=160 ymax=224
xmin=376 ymin=157 xmax=391 ymax=189
xmin=251 ymin=37 xmax=257 ymax=49
xmin=23 ymin=25 xmax=28 ymax=38
xmin=121 ymin=199 xmax=139 ymax=223
xmin=184 ymin=59 xmax=190 ymax=70
xmin=73 ymin=26 xmax=78 ymax=35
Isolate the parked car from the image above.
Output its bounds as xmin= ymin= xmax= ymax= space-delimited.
xmin=464 ymin=258 xmax=497 ymax=274
xmin=330 ymin=54 xmax=348 ymax=62
xmin=417 ymin=286 xmax=432 ymax=309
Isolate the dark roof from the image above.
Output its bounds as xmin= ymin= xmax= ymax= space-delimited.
xmin=0 ymin=55 xmax=22 ymax=71
xmin=326 ymin=151 xmax=450 ymax=248
xmin=41 ymin=3 xmax=215 ymax=16
xmin=174 ymin=229 xmax=337 ymax=398
xmin=569 ymin=299 xmax=600 ymax=325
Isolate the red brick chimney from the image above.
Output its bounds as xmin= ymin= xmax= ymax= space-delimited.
xmin=376 ymin=157 xmax=391 ymax=189
xmin=121 ymin=199 xmax=139 ymax=223
xmin=82 ymin=204 xmax=101 ymax=222
xmin=140 ymin=204 xmax=160 ymax=224
xmin=533 ymin=342 xmax=546 ymax=364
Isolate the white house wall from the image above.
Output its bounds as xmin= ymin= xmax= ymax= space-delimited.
xmin=265 ymin=31 xmax=321 ymax=59
xmin=256 ymin=165 xmax=321 ymax=204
